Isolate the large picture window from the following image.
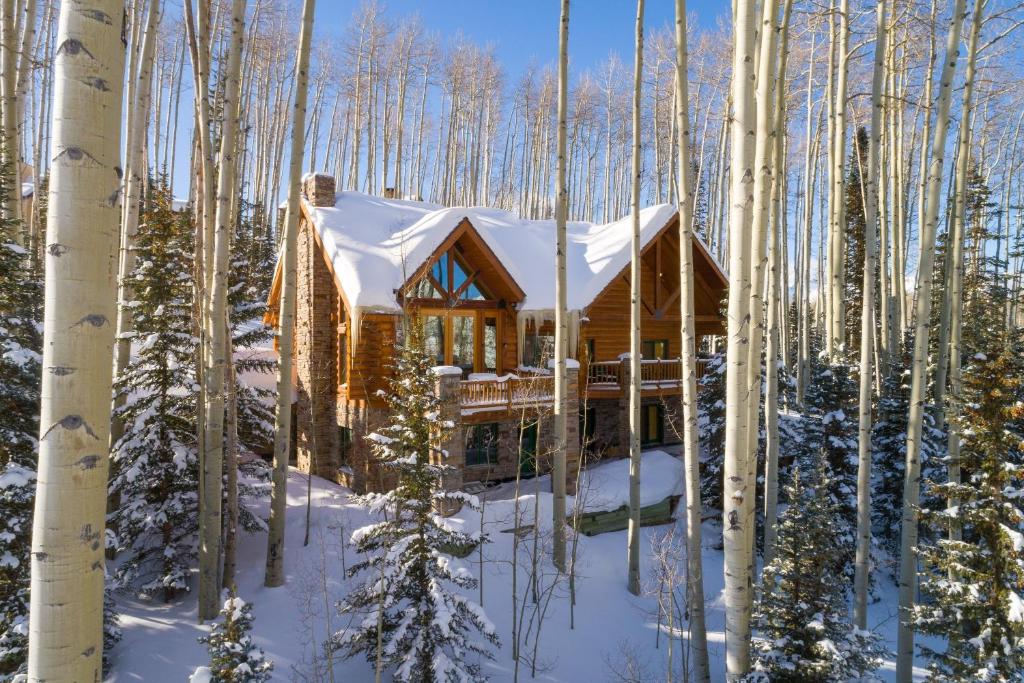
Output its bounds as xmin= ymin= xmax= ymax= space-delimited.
xmin=465 ymin=423 xmax=499 ymax=467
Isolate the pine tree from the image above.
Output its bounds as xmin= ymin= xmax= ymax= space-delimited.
xmin=195 ymin=590 xmax=273 ymax=682
xmin=872 ymin=366 xmax=943 ymax=562
xmin=697 ymin=352 xmax=726 ymax=510
xmin=749 ymin=467 xmax=887 ymax=682
xmin=914 ymin=337 xmax=1024 ymax=682
xmin=108 ymin=181 xmax=200 ymax=601
xmin=800 ymin=360 xmax=859 ymax=576
xmin=843 ymin=126 xmax=869 ymax=351
xmin=332 ymin=316 xmax=498 ymax=682
xmin=0 ymin=155 xmax=39 ymax=680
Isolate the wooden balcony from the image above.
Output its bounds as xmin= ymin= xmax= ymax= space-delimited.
xmin=585 ymin=358 xmax=711 ymax=397
xmin=459 ymin=373 xmax=555 ymax=414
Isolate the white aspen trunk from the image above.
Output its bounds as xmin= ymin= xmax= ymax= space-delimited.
xmin=551 ymin=0 xmax=570 ymax=573
xmin=674 ymin=2 xmax=710 ymax=679
xmin=723 ymin=0 xmax=757 ymax=677
xmin=112 ymin=0 xmax=161 ymax=447
xmin=28 ymin=0 xmax=126 ymax=678
xmin=797 ymin=59 xmax=819 ymax=407
xmin=763 ymin=0 xmax=794 ymax=569
xmin=744 ymin=0 xmax=780 ymax=582
xmin=626 ymin=0 xmax=644 ymax=598
xmin=853 ymin=0 xmax=887 ymax=631
xmin=944 ymin=0 xmax=982 ymax=554
xmin=0 ymin=0 xmax=21 ymax=227
xmin=827 ymin=0 xmax=850 ymax=357
xmin=895 ymin=1 xmax=967 ymax=679
xmin=199 ymin=0 xmax=246 ymax=622
xmin=265 ymin=0 xmax=316 ymax=589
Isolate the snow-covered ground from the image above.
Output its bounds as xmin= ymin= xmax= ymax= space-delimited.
xmin=108 ymin=450 xmax=932 ymax=682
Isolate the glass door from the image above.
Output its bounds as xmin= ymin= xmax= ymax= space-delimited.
xmin=451 ymin=313 xmax=475 ymax=376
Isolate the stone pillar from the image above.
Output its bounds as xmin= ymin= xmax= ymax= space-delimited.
xmin=432 ymin=366 xmax=465 ymax=516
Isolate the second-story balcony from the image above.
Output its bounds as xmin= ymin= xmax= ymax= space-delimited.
xmin=585 ymin=357 xmax=712 ymax=397
xmin=458 ymin=370 xmax=556 ymax=415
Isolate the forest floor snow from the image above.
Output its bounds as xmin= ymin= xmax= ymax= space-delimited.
xmin=108 ymin=449 xmax=933 ymax=682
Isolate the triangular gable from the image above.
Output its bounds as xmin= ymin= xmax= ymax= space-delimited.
xmin=399 ymin=217 xmax=526 ymax=305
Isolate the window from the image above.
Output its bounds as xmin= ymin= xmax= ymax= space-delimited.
xmin=642 ymin=339 xmax=669 ymax=360
xmin=338 ymin=334 xmax=348 ymax=384
xmin=580 ymin=406 xmax=596 ymax=451
xmin=519 ymin=421 xmax=538 ymax=476
xmin=585 ymin=339 xmax=595 ymax=362
xmin=641 ymin=404 xmax=664 ymax=445
xmin=415 ymin=250 xmax=491 ymax=302
xmin=483 ymin=317 xmax=498 ymax=372
xmin=523 ymin=333 xmax=554 ymax=367
xmin=465 ymin=423 xmax=499 ymax=467
xmin=338 ymin=425 xmax=353 ymax=464
xmin=423 ymin=315 xmax=445 ymax=365
xmin=452 ymin=314 xmax=475 ymax=374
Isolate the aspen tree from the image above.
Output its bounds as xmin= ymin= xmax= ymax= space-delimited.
xmin=853 ymin=0 xmax=887 ymax=631
xmin=113 ymin=0 xmax=161 ymax=447
xmin=0 ymin=0 xmax=20 ymax=228
xmin=943 ymin=0 xmax=984 ymax=553
xmin=723 ymin=0 xmax=758 ymax=677
xmin=626 ymin=0 xmax=644 ymax=598
xmin=763 ymin=0 xmax=794 ymax=569
xmin=827 ymin=0 xmax=850 ymax=358
xmin=27 ymin=0 xmax=126 ymax=678
xmin=199 ymin=0 xmax=246 ymax=622
xmin=265 ymin=0 xmax=316 ymax=588
xmin=744 ymin=0 xmax=780 ymax=579
xmin=551 ymin=0 xmax=569 ymax=573
xmin=895 ymin=1 xmax=967 ymax=679
xmin=673 ymin=2 xmax=710 ymax=679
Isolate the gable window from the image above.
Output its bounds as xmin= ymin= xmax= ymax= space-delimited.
xmin=642 ymin=339 xmax=669 ymax=360
xmin=465 ymin=423 xmax=499 ymax=467
xmin=414 ymin=250 xmax=492 ymax=304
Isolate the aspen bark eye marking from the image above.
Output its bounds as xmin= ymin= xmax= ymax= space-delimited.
xmin=81 ymin=645 xmax=96 ymax=658
xmin=56 ymin=38 xmax=95 ymax=59
xmin=52 ymin=146 xmax=101 ymax=166
xmin=72 ymin=313 xmax=108 ymax=328
xmin=81 ymin=76 xmax=110 ymax=92
xmin=78 ymin=8 xmax=113 ymax=25
xmin=47 ymin=243 xmax=69 ymax=257
xmin=80 ymin=524 xmax=102 ymax=551
xmin=49 ymin=366 xmax=76 ymax=376
xmin=40 ymin=414 xmax=100 ymax=440
xmin=75 ymin=455 xmax=101 ymax=470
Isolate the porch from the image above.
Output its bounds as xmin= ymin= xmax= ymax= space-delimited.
xmin=584 ymin=357 xmax=712 ymax=397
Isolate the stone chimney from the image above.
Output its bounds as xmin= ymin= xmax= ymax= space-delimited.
xmin=383 ymin=187 xmax=397 ymax=199
xmin=302 ymin=172 xmax=336 ymax=207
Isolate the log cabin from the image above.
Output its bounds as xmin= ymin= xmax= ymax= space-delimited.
xmin=265 ymin=173 xmax=726 ymax=494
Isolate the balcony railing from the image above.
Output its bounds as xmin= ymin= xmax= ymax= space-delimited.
xmin=459 ymin=374 xmax=555 ymax=412
xmin=586 ymin=357 xmax=711 ymax=393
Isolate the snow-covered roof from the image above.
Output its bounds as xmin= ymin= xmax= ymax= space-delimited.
xmin=305 ymin=191 xmax=689 ymax=314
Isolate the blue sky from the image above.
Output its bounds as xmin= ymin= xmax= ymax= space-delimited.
xmin=313 ymin=1 xmax=729 ymax=76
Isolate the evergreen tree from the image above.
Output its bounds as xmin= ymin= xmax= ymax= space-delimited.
xmin=0 ymin=155 xmax=40 ymax=680
xmin=961 ymin=163 xmax=1004 ymax=355
xmin=872 ymin=366 xmax=943 ymax=562
xmin=332 ymin=316 xmax=498 ymax=682
xmin=697 ymin=353 xmax=726 ymax=509
xmin=749 ymin=468 xmax=886 ymax=682
xmin=799 ymin=360 xmax=859 ymax=576
xmin=843 ymin=126 xmax=869 ymax=352
xmin=108 ymin=182 xmax=200 ymax=600
xmin=914 ymin=336 xmax=1024 ymax=682
xmin=195 ymin=590 xmax=273 ymax=682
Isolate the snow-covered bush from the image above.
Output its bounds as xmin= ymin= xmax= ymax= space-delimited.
xmin=332 ymin=315 xmax=498 ymax=682
xmin=196 ymin=591 xmax=272 ymax=682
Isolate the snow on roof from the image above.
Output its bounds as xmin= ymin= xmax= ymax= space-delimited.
xmin=20 ymin=182 xmax=32 ymax=198
xmin=306 ymin=191 xmax=682 ymax=314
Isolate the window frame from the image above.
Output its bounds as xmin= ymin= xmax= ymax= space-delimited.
xmin=465 ymin=423 xmax=500 ymax=467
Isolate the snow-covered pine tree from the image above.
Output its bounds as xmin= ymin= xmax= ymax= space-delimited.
xmin=195 ymin=590 xmax=273 ymax=683
xmin=697 ymin=353 xmax=726 ymax=509
xmin=800 ymin=359 xmax=859 ymax=576
xmin=749 ymin=467 xmax=886 ymax=682
xmin=332 ymin=315 xmax=498 ymax=682
xmin=108 ymin=181 xmax=200 ymax=601
xmin=914 ymin=337 xmax=1024 ymax=681
xmin=0 ymin=155 xmax=40 ymax=679
xmin=872 ymin=365 xmax=943 ymax=562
